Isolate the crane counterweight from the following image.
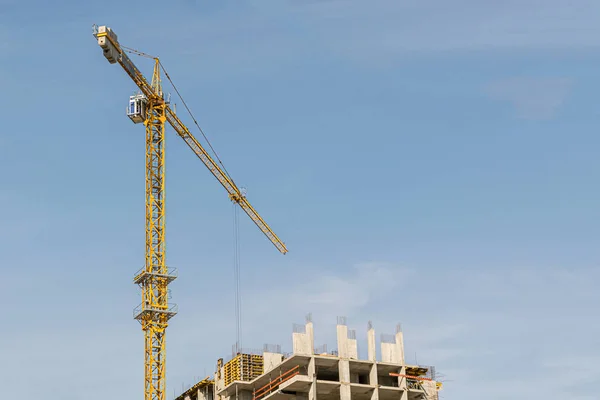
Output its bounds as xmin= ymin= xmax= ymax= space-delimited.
xmin=95 ymin=25 xmax=119 ymax=64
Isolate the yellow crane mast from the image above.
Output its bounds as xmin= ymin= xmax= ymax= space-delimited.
xmin=92 ymin=24 xmax=287 ymax=400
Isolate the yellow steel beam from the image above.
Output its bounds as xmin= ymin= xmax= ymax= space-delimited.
xmin=139 ymin=60 xmax=173 ymax=400
xmin=165 ymin=107 xmax=287 ymax=254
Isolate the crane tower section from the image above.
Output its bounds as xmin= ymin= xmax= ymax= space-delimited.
xmin=96 ymin=25 xmax=176 ymax=400
xmin=92 ymin=22 xmax=288 ymax=400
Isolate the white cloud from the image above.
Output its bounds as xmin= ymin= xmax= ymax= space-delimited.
xmin=162 ymin=262 xmax=415 ymax=398
xmin=223 ymin=263 xmax=599 ymax=400
xmin=3 ymin=259 xmax=598 ymax=400
xmin=247 ymin=262 xmax=413 ymax=321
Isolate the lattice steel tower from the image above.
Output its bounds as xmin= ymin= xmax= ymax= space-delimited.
xmin=92 ymin=24 xmax=287 ymax=400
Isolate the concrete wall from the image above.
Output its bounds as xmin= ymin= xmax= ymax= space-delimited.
xmin=263 ymin=352 xmax=284 ymax=371
xmin=380 ymin=327 xmax=405 ymax=364
xmin=380 ymin=341 xmax=397 ymax=363
xmin=293 ymin=332 xmax=312 ymax=355
xmin=293 ymin=319 xmax=314 ymax=356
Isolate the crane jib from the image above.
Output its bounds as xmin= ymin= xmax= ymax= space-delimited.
xmin=94 ymin=22 xmax=288 ymax=250
xmin=94 ymin=24 xmax=288 ymax=253
xmin=119 ymin=53 xmax=141 ymax=86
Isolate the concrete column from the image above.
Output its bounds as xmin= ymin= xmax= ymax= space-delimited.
xmin=398 ymin=367 xmax=408 ymax=391
xmin=397 ymin=324 xmax=408 ymax=400
xmin=336 ymin=324 xmax=349 ymax=358
xmin=347 ymin=334 xmax=358 ymax=359
xmin=369 ymin=363 xmax=379 ymax=400
xmin=395 ymin=324 xmax=405 ymax=365
xmin=309 ymin=384 xmax=317 ymax=400
xmin=336 ymin=317 xmax=354 ymax=400
xmin=339 ymin=359 xmax=351 ymax=400
xmin=308 ymin=356 xmax=317 ymax=400
xmin=369 ymin=363 xmax=378 ymax=387
xmin=337 ymin=318 xmax=358 ymax=359
xmin=215 ymin=359 xmax=223 ymax=392
xmin=308 ymin=356 xmax=316 ymax=380
xmin=306 ymin=320 xmax=315 ymax=354
xmin=340 ymin=382 xmax=352 ymax=400
xmin=370 ymin=388 xmax=379 ymax=400
xmin=367 ymin=322 xmax=376 ymax=362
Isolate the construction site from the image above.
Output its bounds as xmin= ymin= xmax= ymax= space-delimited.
xmin=91 ymin=24 xmax=443 ymax=400
xmin=175 ymin=316 xmax=441 ymax=400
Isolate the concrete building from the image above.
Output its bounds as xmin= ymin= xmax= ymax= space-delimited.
xmin=176 ymin=316 xmax=441 ymax=400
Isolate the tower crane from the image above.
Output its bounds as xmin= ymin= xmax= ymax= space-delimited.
xmin=91 ymin=24 xmax=287 ymax=400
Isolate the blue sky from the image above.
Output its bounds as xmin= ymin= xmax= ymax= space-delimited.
xmin=1 ymin=0 xmax=599 ymax=399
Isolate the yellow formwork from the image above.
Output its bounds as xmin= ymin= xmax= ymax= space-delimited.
xmin=224 ymin=353 xmax=264 ymax=386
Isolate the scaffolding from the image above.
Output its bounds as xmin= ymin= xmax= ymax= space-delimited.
xmin=223 ymin=353 xmax=264 ymax=386
xmin=253 ymin=365 xmax=300 ymax=400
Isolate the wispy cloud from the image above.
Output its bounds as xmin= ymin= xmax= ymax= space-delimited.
xmin=286 ymin=0 xmax=600 ymax=52
xmin=3 ymin=257 xmax=598 ymax=400
xmin=485 ymin=77 xmax=572 ymax=120
xmin=228 ymin=263 xmax=600 ymax=400
xmin=248 ymin=262 xmax=413 ymax=320
xmin=121 ymin=0 xmax=600 ymax=78
xmin=3 ymin=3 xmax=599 ymax=400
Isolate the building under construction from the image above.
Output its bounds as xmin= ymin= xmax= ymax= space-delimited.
xmin=176 ymin=317 xmax=442 ymax=400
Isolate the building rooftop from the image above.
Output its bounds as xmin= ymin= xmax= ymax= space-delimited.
xmin=178 ymin=316 xmax=442 ymax=400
